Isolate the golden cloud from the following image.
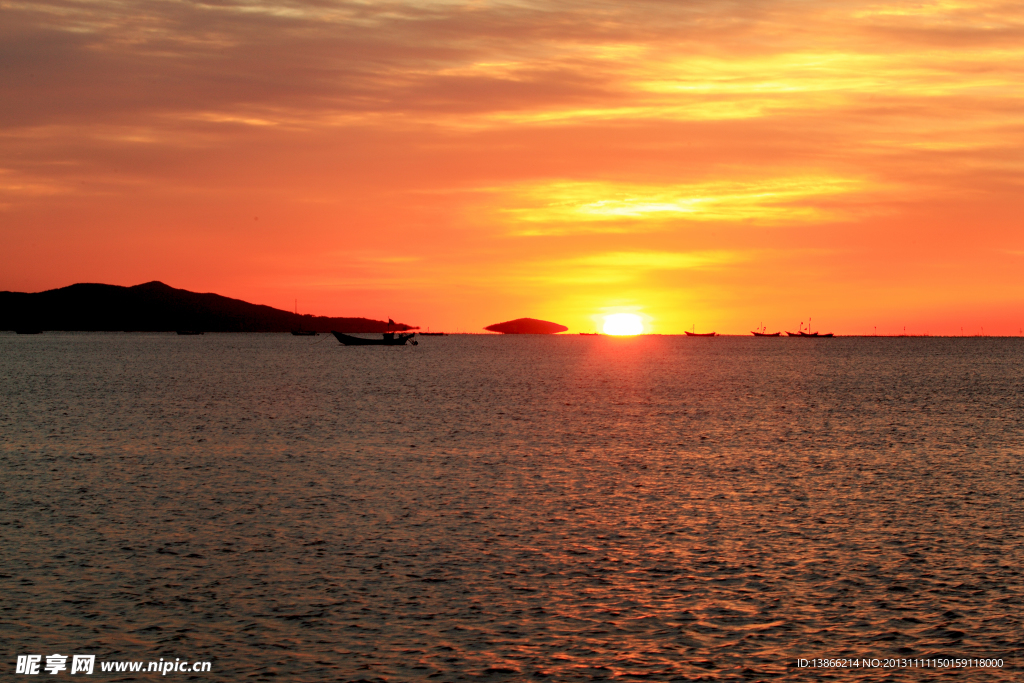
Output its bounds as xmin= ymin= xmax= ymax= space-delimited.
xmin=493 ymin=177 xmax=867 ymax=235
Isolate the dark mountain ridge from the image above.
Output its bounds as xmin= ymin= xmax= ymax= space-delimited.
xmin=0 ymin=281 xmax=417 ymax=333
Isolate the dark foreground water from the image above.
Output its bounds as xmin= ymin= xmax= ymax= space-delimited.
xmin=1 ymin=333 xmax=1022 ymax=681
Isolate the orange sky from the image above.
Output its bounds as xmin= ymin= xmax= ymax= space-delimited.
xmin=2 ymin=0 xmax=1022 ymax=334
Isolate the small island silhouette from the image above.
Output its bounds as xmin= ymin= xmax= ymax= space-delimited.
xmin=0 ymin=281 xmax=417 ymax=333
xmin=484 ymin=318 xmax=568 ymax=334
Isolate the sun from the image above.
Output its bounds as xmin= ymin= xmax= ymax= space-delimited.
xmin=602 ymin=313 xmax=644 ymax=335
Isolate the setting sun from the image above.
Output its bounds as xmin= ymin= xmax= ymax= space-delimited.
xmin=602 ymin=313 xmax=644 ymax=336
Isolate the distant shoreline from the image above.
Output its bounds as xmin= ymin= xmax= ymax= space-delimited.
xmin=6 ymin=330 xmax=1020 ymax=338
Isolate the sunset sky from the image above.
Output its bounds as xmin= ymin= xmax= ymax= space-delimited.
xmin=2 ymin=0 xmax=1022 ymax=334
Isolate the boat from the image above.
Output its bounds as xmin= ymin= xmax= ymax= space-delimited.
xmin=291 ymin=300 xmax=317 ymax=335
xmin=786 ymin=320 xmax=833 ymax=337
xmin=15 ymin=329 xmax=43 ymax=334
xmin=752 ymin=324 xmax=780 ymax=336
xmin=579 ymin=332 xmax=600 ymax=336
xmin=418 ymin=332 xmax=447 ymax=336
xmin=331 ymin=331 xmax=417 ymax=346
xmin=176 ymin=330 xmax=203 ymax=335
xmin=685 ymin=331 xmax=717 ymax=337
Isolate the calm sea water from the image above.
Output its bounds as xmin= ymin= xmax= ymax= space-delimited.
xmin=1 ymin=333 xmax=1022 ymax=681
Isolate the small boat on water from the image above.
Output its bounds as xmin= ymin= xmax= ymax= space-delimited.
xmin=786 ymin=320 xmax=833 ymax=337
xmin=579 ymin=332 xmax=600 ymax=336
xmin=419 ymin=332 xmax=447 ymax=336
xmin=15 ymin=329 xmax=43 ymax=334
xmin=752 ymin=324 xmax=780 ymax=336
xmin=331 ymin=331 xmax=417 ymax=346
xmin=685 ymin=324 xmax=716 ymax=337
xmin=176 ymin=330 xmax=203 ymax=335
xmin=291 ymin=300 xmax=317 ymax=335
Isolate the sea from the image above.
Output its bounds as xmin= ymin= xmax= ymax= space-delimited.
xmin=1 ymin=333 xmax=1021 ymax=681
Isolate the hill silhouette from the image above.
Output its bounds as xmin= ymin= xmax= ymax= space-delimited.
xmin=484 ymin=318 xmax=568 ymax=334
xmin=0 ymin=281 xmax=417 ymax=333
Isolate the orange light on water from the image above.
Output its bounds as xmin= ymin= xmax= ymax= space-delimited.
xmin=602 ymin=313 xmax=644 ymax=335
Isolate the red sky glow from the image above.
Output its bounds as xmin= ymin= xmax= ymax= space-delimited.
xmin=2 ymin=0 xmax=1023 ymax=334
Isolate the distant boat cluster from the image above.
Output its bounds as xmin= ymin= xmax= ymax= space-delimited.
xmin=575 ymin=322 xmax=836 ymax=337
xmin=742 ymin=322 xmax=832 ymax=337
xmin=683 ymin=321 xmax=834 ymax=337
xmin=684 ymin=330 xmax=834 ymax=337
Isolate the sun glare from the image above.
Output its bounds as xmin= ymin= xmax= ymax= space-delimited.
xmin=603 ymin=313 xmax=644 ymax=335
